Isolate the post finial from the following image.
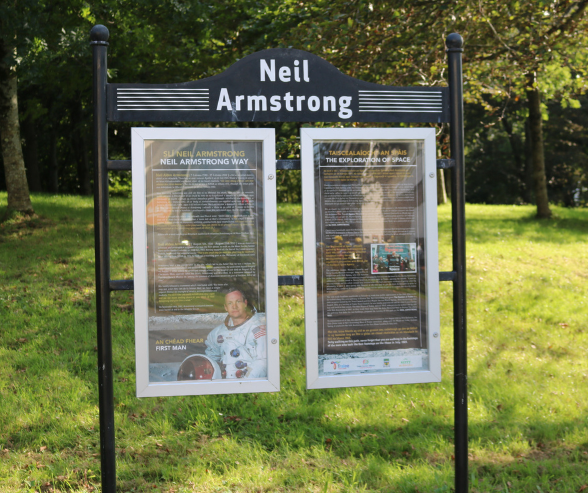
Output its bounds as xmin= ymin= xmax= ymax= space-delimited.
xmin=445 ymin=33 xmax=464 ymax=52
xmin=90 ymin=25 xmax=110 ymax=45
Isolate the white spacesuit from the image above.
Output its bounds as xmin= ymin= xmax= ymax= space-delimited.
xmin=205 ymin=312 xmax=267 ymax=379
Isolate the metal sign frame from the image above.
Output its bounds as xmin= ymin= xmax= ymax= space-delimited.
xmin=301 ymin=128 xmax=441 ymax=390
xmin=90 ymin=24 xmax=467 ymax=493
xmin=131 ymin=127 xmax=279 ymax=397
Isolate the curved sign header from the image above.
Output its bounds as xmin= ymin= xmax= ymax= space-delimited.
xmin=107 ymin=49 xmax=449 ymax=124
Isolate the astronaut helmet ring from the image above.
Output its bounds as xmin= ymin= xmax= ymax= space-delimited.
xmin=177 ymin=354 xmax=222 ymax=381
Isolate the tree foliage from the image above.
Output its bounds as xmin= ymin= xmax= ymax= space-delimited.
xmin=277 ymin=0 xmax=588 ymax=211
xmin=1 ymin=0 xmax=588 ymax=209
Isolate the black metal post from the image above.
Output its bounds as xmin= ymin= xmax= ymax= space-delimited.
xmin=91 ymin=25 xmax=117 ymax=493
xmin=446 ymin=33 xmax=468 ymax=492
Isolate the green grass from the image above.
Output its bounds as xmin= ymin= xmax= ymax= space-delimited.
xmin=0 ymin=192 xmax=587 ymax=492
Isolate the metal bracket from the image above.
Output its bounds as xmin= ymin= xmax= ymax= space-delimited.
xmin=107 ymin=160 xmax=131 ymax=171
xmin=109 ymin=279 xmax=134 ymax=291
xmin=278 ymin=275 xmax=304 ymax=286
xmin=439 ymin=271 xmax=457 ymax=282
xmin=276 ymin=159 xmax=301 ymax=170
xmin=436 ymin=159 xmax=455 ymax=169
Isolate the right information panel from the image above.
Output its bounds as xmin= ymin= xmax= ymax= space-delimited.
xmin=302 ymin=128 xmax=440 ymax=389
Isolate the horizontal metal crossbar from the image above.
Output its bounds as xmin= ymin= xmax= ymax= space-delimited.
xmin=107 ymin=160 xmax=131 ymax=171
xmin=109 ymin=272 xmax=453 ymax=291
xmin=278 ymin=275 xmax=304 ymax=286
xmin=109 ymin=280 xmax=134 ymax=291
xmin=276 ymin=159 xmax=301 ymax=170
xmin=110 ymin=158 xmax=452 ymax=171
xmin=439 ymin=271 xmax=457 ymax=281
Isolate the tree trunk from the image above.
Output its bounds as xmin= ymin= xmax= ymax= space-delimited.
xmin=0 ymin=42 xmax=33 ymax=214
xmin=501 ymin=114 xmax=526 ymax=202
xmin=526 ymin=86 xmax=552 ymax=218
xmin=445 ymin=168 xmax=452 ymax=201
xmin=437 ymin=169 xmax=448 ymax=204
xmin=21 ymin=115 xmax=43 ymax=192
xmin=436 ymin=125 xmax=448 ymax=204
xmin=48 ymin=128 xmax=59 ymax=193
xmin=523 ymin=119 xmax=534 ymax=204
xmin=72 ymin=100 xmax=92 ymax=195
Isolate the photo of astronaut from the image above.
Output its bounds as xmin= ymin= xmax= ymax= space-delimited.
xmin=203 ymin=288 xmax=267 ymax=379
xmin=148 ymin=287 xmax=267 ymax=382
xmin=175 ymin=287 xmax=268 ymax=381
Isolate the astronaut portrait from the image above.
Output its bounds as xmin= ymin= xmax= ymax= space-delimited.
xmin=202 ymin=287 xmax=267 ymax=379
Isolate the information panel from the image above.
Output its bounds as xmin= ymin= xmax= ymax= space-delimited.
xmin=301 ymin=128 xmax=440 ymax=389
xmin=132 ymin=128 xmax=279 ymax=397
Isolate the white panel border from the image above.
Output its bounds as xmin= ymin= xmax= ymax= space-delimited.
xmin=301 ymin=128 xmax=440 ymax=390
xmin=132 ymin=127 xmax=278 ymax=397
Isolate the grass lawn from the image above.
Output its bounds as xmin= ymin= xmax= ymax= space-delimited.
xmin=0 ymin=192 xmax=587 ymax=493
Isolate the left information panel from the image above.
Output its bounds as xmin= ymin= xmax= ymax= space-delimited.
xmin=132 ymin=128 xmax=279 ymax=397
